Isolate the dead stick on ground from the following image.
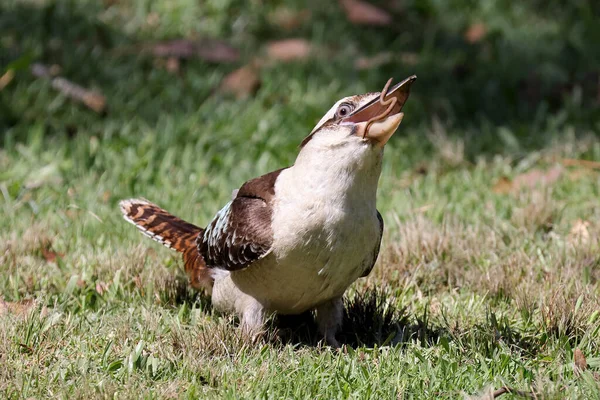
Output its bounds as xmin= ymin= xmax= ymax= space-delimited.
xmin=31 ymin=63 xmax=106 ymax=113
xmin=492 ymin=386 xmax=535 ymax=399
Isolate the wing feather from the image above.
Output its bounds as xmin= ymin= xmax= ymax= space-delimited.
xmin=197 ymin=169 xmax=285 ymax=270
xmin=360 ymin=210 xmax=384 ymax=278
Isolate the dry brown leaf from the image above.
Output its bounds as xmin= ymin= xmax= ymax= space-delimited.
xmin=219 ymin=65 xmax=261 ymax=99
xmin=148 ymin=40 xmax=195 ymax=58
xmin=101 ymin=190 xmax=112 ymax=203
xmin=494 ymin=166 xmax=562 ymax=194
xmin=266 ymin=39 xmax=312 ymax=62
xmin=42 ymin=247 xmax=63 ymax=263
xmin=340 ymin=0 xmax=392 ymax=26
xmin=81 ymin=91 xmax=106 ymax=113
xmin=148 ymin=39 xmax=239 ymax=63
xmin=268 ymin=8 xmax=311 ymax=31
xmin=65 ymin=209 xmax=80 ymax=220
xmin=133 ymin=275 xmax=143 ymax=289
xmin=574 ymin=348 xmax=588 ymax=373
xmin=465 ymin=22 xmax=487 ymax=43
xmin=400 ymin=52 xmax=420 ymax=66
xmin=513 ymin=166 xmax=562 ymax=189
xmin=152 ymin=57 xmax=180 ymax=74
xmin=48 ymin=64 xmax=62 ymax=76
xmin=412 ymin=204 xmax=434 ymax=214
xmin=166 ymin=57 xmax=180 ymax=73
xmin=0 ymin=298 xmax=36 ymax=317
xmin=355 ymin=52 xmax=393 ymax=70
xmin=146 ymin=12 xmax=160 ymax=27
xmin=492 ymin=176 xmax=513 ymax=194
xmin=96 ymin=282 xmax=109 ymax=295
xmin=568 ymin=220 xmax=591 ymax=246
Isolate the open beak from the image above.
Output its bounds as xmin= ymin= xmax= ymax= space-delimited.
xmin=343 ymin=75 xmax=416 ymax=146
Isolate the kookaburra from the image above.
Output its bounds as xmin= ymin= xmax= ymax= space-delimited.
xmin=120 ymin=75 xmax=416 ymax=347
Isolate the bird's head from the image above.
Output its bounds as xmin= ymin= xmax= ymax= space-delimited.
xmin=300 ymin=75 xmax=416 ymax=151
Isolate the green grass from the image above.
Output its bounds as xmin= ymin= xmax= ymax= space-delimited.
xmin=1 ymin=0 xmax=600 ymax=398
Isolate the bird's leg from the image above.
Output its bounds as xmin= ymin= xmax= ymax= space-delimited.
xmin=212 ymin=274 xmax=267 ymax=342
xmin=315 ymin=297 xmax=344 ymax=348
xmin=239 ymin=299 xmax=266 ymax=343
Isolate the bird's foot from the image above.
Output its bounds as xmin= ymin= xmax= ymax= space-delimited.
xmin=239 ymin=298 xmax=266 ymax=343
xmin=241 ymin=326 xmax=266 ymax=344
xmin=315 ymin=297 xmax=344 ymax=348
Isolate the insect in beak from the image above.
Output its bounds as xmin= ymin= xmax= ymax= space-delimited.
xmin=363 ymin=78 xmax=397 ymax=139
xmin=342 ymin=75 xmax=416 ymax=146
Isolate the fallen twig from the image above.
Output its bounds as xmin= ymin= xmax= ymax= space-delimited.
xmin=491 ymin=386 xmax=535 ymax=398
xmin=31 ymin=63 xmax=106 ymax=113
xmin=135 ymin=38 xmax=239 ymax=63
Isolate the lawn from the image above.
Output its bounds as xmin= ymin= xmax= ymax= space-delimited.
xmin=1 ymin=0 xmax=600 ymax=398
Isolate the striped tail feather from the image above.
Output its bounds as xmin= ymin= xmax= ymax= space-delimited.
xmin=120 ymin=198 xmax=200 ymax=252
xmin=119 ymin=199 xmax=213 ymax=293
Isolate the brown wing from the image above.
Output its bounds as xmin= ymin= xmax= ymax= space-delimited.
xmin=360 ymin=210 xmax=384 ymax=278
xmin=197 ymin=169 xmax=285 ymax=270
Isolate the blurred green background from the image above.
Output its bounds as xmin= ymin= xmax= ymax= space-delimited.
xmin=2 ymin=0 xmax=599 ymax=152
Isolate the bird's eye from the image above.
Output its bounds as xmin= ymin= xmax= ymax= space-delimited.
xmin=336 ymin=104 xmax=353 ymax=118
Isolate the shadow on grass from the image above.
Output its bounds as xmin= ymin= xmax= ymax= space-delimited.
xmin=159 ymin=278 xmax=443 ymax=348
xmin=275 ymin=289 xmax=445 ymax=349
xmin=161 ymin=278 xmax=550 ymax=355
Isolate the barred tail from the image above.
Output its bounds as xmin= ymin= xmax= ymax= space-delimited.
xmin=119 ymin=199 xmax=213 ymax=293
xmin=120 ymin=198 xmax=201 ymax=252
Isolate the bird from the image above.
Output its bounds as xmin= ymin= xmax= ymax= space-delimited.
xmin=120 ymin=75 xmax=416 ymax=347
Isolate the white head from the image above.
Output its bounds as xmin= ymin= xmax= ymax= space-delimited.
xmin=295 ymin=76 xmax=416 ymax=175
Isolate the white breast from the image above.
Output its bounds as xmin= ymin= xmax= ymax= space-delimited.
xmin=230 ymin=145 xmax=383 ymax=314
